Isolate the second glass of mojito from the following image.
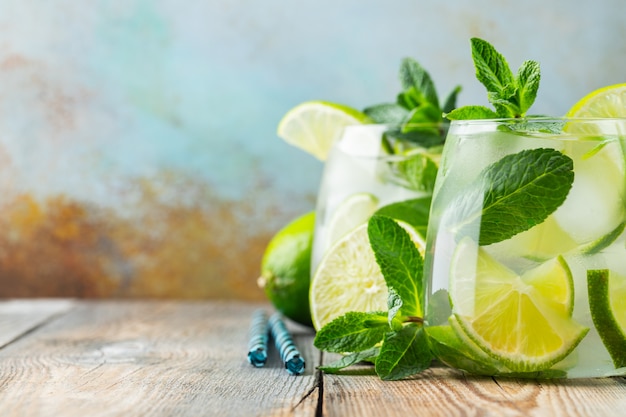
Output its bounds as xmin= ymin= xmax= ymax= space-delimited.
xmin=311 ymin=123 xmax=442 ymax=273
xmin=424 ymin=118 xmax=626 ymax=378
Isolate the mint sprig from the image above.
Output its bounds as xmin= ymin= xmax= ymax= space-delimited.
xmin=365 ymin=58 xmax=462 ymax=148
xmin=447 ymin=38 xmax=540 ymax=120
xmin=313 ymin=201 xmax=433 ymax=380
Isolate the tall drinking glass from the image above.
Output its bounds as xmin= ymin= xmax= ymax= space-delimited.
xmin=424 ymin=118 xmax=626 ymax=378
xmin=311 ymin=124 xmax=443 ymax=274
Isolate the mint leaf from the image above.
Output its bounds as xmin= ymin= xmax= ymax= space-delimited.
xmin=399 ymin=58 xmax=439 ymax=108
xmin=470 ymin=37 xmax=515 ymax=100
xmin=363 ymin=103 xmax=409 ymax=125
xmin=445 ymin=105 xmax=499 ymax=120
xmin=516 ymin=60 xmax=541 ymax=114
xmin=403 ymin=103 xmax=442 ymax=126
xmin=447 ymin=148 xmax=574 ymax=245
xmin=425 ymin=289 xmax=452 ymax=326
xmin=373 ymin=197 xmax=431 ymax=237
xmin=368 ymin=215 xmax=424 ymax=317
xmin=449 ymin=38 xmax=541 ymax=119
xmin=442 ymin=85 xmax=462 ymax=114
xmin=314 ymin=311 xmax=388 ymax=353
xmin=394 ymin=152 xmax=439 ymax=193
xmin=387 ymin=288 xmax=403 ymax=328
xmin=384 ymin=126 xmax=444 ymax=148
xmin=375 ymin=325 xmax=432 ymax=380
xmin=318 ymin=347 xmax=380 ymax=374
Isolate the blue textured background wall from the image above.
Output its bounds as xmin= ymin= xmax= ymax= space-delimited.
xmin=0 ymin=0 xmax=623 ymax=299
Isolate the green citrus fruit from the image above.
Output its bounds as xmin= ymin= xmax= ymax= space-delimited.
xmin=259 ymin=211 xmax=315 ymax=327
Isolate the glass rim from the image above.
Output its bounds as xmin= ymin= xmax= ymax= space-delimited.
xmin=341 ymin=121 xmax=450 ymax=129
xmin=449 ymin=116 xmax=626 ymax=125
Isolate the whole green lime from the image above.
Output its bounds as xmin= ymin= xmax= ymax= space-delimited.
xmin=258 ymin=211 xmax=315 ymax=327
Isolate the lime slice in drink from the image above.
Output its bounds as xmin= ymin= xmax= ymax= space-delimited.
xmin=449 ymin=237 xmax=588 ymax=372
xmin=325 ymin=193 xmax=379 ymax=248
xmin=277 ymin=101 xmax=370 ymax=161
xmin=309 ymin=220 xmax=425 ymax=330
xmin=566 ymin=84 xmax=626 ymax=118
xmin=587 ymin=269 xmax=626 ymax=368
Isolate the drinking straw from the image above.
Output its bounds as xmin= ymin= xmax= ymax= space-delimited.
xmin=247 ymin=309 xmax=269 ymax=367
xmin=268 ymin=313 xmax=305 ymax=376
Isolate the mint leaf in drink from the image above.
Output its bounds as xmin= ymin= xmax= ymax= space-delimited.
xmin=449 ymin=38 xmax=541 ymax=119
xmin=393 ymin=151 xmax=439 ymax=193
xmin=372 ymin=197 xmax=431 ymax=237
xmin=313 ymin=311 xmax=389 ymax=353
xmin=447 ymin=148 xmax=574 ymax=245
xmin=375 ymin=325 xmax=432 ymax=380
xmin=368 ymin=215 xmax=424 ymax=317
xmin=318 ymin=347 xmax=380 ymax=374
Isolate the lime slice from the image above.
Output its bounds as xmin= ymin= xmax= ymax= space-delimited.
xmin=277 ymin=101 xmax=370 ymax=161
xmin=449 ymin=237 xmax=588 ymax=372
xmin=309 ymin=221 xmax=425 ymax=330
xmin=326 ymin=193 xmax=379 ymax=248
xmin=587 ymin=269 xmax=626 ymax=368
xmin=566 ymin=84 xmax=626 ymax=118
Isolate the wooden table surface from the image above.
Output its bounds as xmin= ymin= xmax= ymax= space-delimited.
xmin=0 ymin=299 xmax=625 ymax=417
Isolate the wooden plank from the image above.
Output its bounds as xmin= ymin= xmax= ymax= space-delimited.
xmin=0 ymin=301 xmax=320 ymax=417
xmin=319 ymin=353 xmax=626 ymax=416
xmin=0 ymin=299 xmax=75 ymax=347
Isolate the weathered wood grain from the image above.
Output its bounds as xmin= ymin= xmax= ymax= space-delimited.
xmin=0 ymin=299 xmax=74 ymax=348
xmin=2 ymin=300 xmax=626 ymax=417
xmin=0 ymin=301 xmax=319 ymax=417
xmin=320 ymin=352 xmax=626 ymax=417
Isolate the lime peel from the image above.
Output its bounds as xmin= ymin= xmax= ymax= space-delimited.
xmin=587 ymin=269 xmax=626 ymax=368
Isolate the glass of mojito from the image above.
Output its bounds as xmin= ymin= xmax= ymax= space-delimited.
xmin=311 ymin=123 xmax=444 ymax=274
xmin=424 ymin=118 xmax=626 ymax=378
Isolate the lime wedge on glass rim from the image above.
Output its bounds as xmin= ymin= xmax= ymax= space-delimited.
xmin=566 ymin=84 xmax=626 ymax=118
xmin=449 ymin=237 xmax=588 ymax=373
xmin=309 ymin=220 xmax=425 ymax=331
xmin=277 ymin=101 xmax=370 ymax=160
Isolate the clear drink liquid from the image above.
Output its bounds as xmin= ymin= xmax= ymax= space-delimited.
xmin=311 ymin=125 xmax=430 ymax=274
xmin=424 ymin=119 xmax=626 ymax=378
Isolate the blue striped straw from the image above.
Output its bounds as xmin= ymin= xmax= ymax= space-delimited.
xmin=247 ymin=309 xmax=269 ymax=367
xmin=268 ymin=313 xmax=305 ymax=376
